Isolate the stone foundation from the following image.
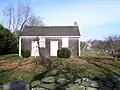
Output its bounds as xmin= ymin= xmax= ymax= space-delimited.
xmin=66 ymin=76 xmax=120 ymax=90
xmin=1 ymin=76 xmax=120 ymax=90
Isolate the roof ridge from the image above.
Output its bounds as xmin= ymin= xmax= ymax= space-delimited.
xmin=25 ymin=25 xmax=78 ymax=28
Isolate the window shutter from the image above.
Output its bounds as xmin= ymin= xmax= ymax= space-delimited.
xmin=62 ymin=37 xmax=69 ymax=47
xmin=39 ymin=37 xmax=46 ymax=48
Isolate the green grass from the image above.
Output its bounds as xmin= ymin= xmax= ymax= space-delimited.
xmin=0 ymin=55 xmax=120 ymax=84
xmin=0 ymin=54 xmax=22 ymax=60
xmin=81 ymin=51 xmax=97 ymax=56
xmin=79 ymin=56 xmax=120 ymax=76
xmin=81 ymin=51 xmax=109 ymax=57
xmin=0 ymin=71 xmax=34 ymax=83
xmin=0 ymin=54 xmax=35 ymax=83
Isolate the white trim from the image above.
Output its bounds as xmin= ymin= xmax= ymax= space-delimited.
xmin=19 ymin=36 xmax=80 ymax=38
xmin=78 ymin=38 xmax=81 ymax=56
xmin=19 ymin=37 xmax=21 ymax=56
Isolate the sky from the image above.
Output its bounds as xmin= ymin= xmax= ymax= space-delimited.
xmin=0 ymin=0 xmax=120 ymax=41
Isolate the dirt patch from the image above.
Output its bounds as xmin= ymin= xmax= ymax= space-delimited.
xmin=0 ymin=59 xmax=38 ymax=72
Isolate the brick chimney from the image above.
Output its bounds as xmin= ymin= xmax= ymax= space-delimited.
xmin=74 ymin=22 xmax=77 ymax=26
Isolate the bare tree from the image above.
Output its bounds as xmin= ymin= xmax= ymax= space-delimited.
xmin=26 ymin=16 xmax=45 ymax=26
xmin=36 ymin=36 xmax=45 ymax=61
xmin=90 ymin=35 xmax=120 ymax=58
xmin=104 ymin=35 xmax=120 ymax=57
xmin=90 ymin=40 xmax=103 ymax=51
xmin=3 ymin=0 xmax=32 ymax=35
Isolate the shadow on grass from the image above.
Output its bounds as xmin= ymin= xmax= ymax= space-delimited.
xmin=0 ymin=54 xmax=21 ymax=60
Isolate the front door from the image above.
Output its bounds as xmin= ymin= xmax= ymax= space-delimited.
xmin=50 ymin=41 xmax=58 ymax=56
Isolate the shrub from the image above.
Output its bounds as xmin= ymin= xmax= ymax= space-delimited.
xmin=22 ymin=49 xmax=30 ymax=58
xmin=0 ymin=25 xmax=18 ymax=55
xmin=57 ymin=48 xmax=71 ymax=58
xmin=110 ymin=49 xmax=120 ymax=58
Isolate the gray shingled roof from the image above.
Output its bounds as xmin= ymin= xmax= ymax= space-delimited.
xmin=20 ymin=26 xmax=80 ymax=36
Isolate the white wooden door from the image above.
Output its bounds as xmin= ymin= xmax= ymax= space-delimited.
xmin=50 ymin=41 xmax=58 ymax=56
xmin=31 ymin=41 xmax=39 ymax=56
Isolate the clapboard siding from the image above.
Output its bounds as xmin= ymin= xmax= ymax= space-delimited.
xmin=22 ymin=37 xmax=79 ymax=57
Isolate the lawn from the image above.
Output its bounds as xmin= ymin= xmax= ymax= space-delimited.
xmin=0 ymin=54 xmax=22 ymax=61
xmin=0 ymin=54 xmax=120 ymax=89
xmin=81 ymin=51 xmax=109 ymax=57
xmin=0 ymin=54 xmax=38 ymax=83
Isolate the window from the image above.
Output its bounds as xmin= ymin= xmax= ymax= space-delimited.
xmin=62 ymin=37 xmax=69 ymax=47
xmin=39 ymin=37 xmax=46 ymax=48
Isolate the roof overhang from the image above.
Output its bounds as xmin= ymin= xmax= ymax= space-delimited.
xmin=19 ymin=36 xmax=81 ymax=39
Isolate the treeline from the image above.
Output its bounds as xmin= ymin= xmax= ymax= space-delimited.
xmin=0 ymin=24 xmax=18 ymax=55
xmin=89 ymin=35 xmax=120 ymax=58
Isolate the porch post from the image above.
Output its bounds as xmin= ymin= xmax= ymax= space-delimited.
xmin=19 ymin=37 xmax=21 ymax=56
xmin=78 ymin=37 xmax=81 ymax=56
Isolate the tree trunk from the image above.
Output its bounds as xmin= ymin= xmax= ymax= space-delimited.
xmin=36 ymin=35 xmax=45 ymax=63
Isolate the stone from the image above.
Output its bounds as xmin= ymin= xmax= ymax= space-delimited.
xmin=117 ymin=78 xmax=120 ymax=81
xmin=31 ymin=81 xmax=41 ymax=88
xmin=108 ymin=76 xmax=119 ymax=83
xmin=4 ymin=77 xmax=120 ymax=90
xmin=111 ymin=78 xmax=119 ymax=83
xmin=0 ymin=83 xmax=3 ymax=89
xmin=90 ymin=81 xmax=98 ymax=88
xmin=86 ymin=78 xmax=90 ymax=82
xmin=104 ymin=81 xmax=113 ymax=88
xmin=75 ymin=79 xmax=82 ymax=84
xmin=99 ymin=86 xmax=112 ymax=90
xmin=95 ymin=81 xmax=103 ymax=87
xmin=81 ymin=78 xmax=92 ymax=87
xmin=82 ymin=78 xmax=86 ymax=81
xmin=40 ymin=83 xmax=55 ymax=90
xmin=67 ymin=84 xmax=85 ymax=90
xmin=41 ymin=77 xmax=55 ymax=82
xmin=3 ymin=83 xmax=11 ymax=90
xmin=3 ymin=80 xmax=27 ymax=90
xmin=79 ymin=85 xmax=86 ymax=90
xmin=113 ymin=88 xmax=117 ymax=90
xmin=82 ymin=81 xmax=90 ymax=87
xmin=10 ymin=80 xmax=27 ymax=90
xmin=71 ymin=80 xmax=77 ymax=84
xmin=82 ymin=78 xmax=90 ymax=82
xmin=68 ymin=84 xmax=76 ymax=88
xmin=86 ymin=87 xmax=97 ymax=90
xmin=31 ymin=88 xmax=46 ymax=90
xmin=116 ymin=82 xmax=120 ymax=89
xmin=93 ymin=76 xmax=106 ymax=81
